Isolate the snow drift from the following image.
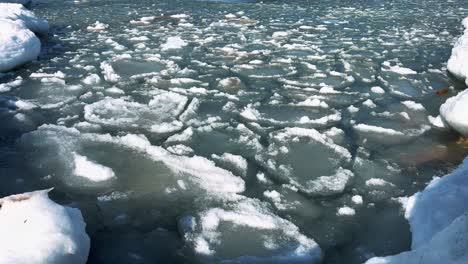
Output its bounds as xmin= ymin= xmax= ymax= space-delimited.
xmin=0 ymin=189 xmax=90 ymax=264
xmin=364 ymin=158 xmax=468 ymax=264
xmin=0 ymin=3 xmax=49 ymax=72
xmin=447 ymin=17 xmax=468 ymax=86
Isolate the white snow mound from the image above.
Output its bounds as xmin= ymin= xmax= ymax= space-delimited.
xmin=447 ymin=16 xmax=468 ymax=86
xmin=440 ymin=89 xmax=468 ymax=137
xmin=0 ymin=3 xmax=49 ymax=72
xmin=0 ymin=189 xmax=90 ymax=264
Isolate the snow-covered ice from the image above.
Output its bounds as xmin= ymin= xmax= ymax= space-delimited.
xmin=447 ymin=17 xmax=468 ymax=86
xmin=440 ymin=89 xmax=468 ymax=137
xmin=0 ymin=189 xmax=90 ymax=264
xmin=365 ymin=157 xmax=468 ymax=264
xmin=180 ymin=198 xmax=323 ymax=263
xmin=0 ymin=3 xmax=48 ymax=72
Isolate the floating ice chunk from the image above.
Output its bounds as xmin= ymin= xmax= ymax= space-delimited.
xmin=166 ymin=144 xmax=194 ymax=156
xmin=337 ymin=206 xmax=355 ymax=216
xmin=0 ymin=76 xmax=22 ymax=92
xmin=82 ymin=73 xmax=101 ymax=85
xmin=370 ymin=86 xmax=385 ymax=94
xmin=447 ymin=16 xmax=468 ymax=86
xmin=297 ymin=98 xmax=329 ymax=108
xmin=364 ymin=213 xmax=468 ymax=264
xmin=104 ymin=86 xmax=124 ymax=95
xmin=263 ymin=190 xmax=282 ymax=203
xmin=84 ymin=92 xmax=187 ymax=134
xmin=351 ymin=195 xmax=363 ymax=205
xmin=170 ymin=14 xmax=189 ymax=19
xmin=382 ymin=61 xmax=417 ymax=75
xmin=323 ymin=127 xmax=346 ymax=145
xmin=305 ymin=168 xmax=354 ymax=196
xmin=401 ymin=101 xmax=425 ymax=111
xmin=22 ymin=125 xmax=245 ymax=195
xmin=354 ymin=124 xmax=404 ymax=137
xmin=440 ymin=89 xmax=468 ymax=136
xmin=362 ymin=99 xmax=377 ymax=108
xmin=100 ymin=62 xmax=121 ymax=83
xmin=365 ymin=178 xmax=394 ymax=187
xmin=0 ymin=189 xmax=90 ymax=264
xmin=15 ymin=99 xmax=37 ymax=110
xmin=224 ymin=13 xmax=237 ymax=19
xmin=272 ymin=31 xmax=289 ymax=39
xmin=211 ymin=153 xmax=248 ymax=177
xmin=257 ymin=127 xmax=352 ymax=195
xmin=240 ymin=103 xmax=341 ymax=128
xmin=180 ymin=198 xmax=322 ymax=263
xmin=161 ymin=36 xmax=187 ymax=50
xmin=348 ymin=105 xmax=359 ymax=113
xmin=73 ymin=153 xmax=115 ymax=182
xmin=404 ymin=157 xmax=468 ymax=249
xmin=217 ymin=77 xmax=244 ymax=92
xmin=87 ymin=21 xmax=108 ymax=32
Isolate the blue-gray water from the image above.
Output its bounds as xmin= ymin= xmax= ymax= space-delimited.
xmin=1 ymin=0 xmax=468 ymax=263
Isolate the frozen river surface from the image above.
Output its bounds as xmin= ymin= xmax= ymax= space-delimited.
xmin=1 ymin=0 xmax=468 ymax=263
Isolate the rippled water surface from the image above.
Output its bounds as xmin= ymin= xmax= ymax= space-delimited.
xmin=1 ymin=0 xmax=468 ymax=263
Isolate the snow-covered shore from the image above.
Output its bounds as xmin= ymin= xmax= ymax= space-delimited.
xmin=447 ymin=17 xmax=468 ymax=86
xmin=365 ymin=16 xmax=468 ymax=264
xmin=0 ymin=189 xmax=90 ymax=263
xmin=364 ymin=158 xmax=468 ymax=264
xmin=0 ymin=2 xmax=48 ymax=72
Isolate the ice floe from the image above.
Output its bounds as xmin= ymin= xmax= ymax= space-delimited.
xmin=256 ymin=127 xmax=352 ymax=195
xmin=180 ymin=197 xmax=323 ymax=263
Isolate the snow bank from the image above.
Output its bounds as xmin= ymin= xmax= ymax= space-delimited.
xmin=365 ymin=213 xmax=468 ymax=264
xmin=0 ymin=3 xmax=48 ymax=72
xmin=0 ymin=19 xmax=40 ymax=72
xmin=364 ymin=157 xmax=468 ymax=263
xmin=405 ymin=157 xmax=468 ymax=249
xmin=440 ymin=89 xmax=468 ymax=137
xmin=0 ymin=3 xmax=49 ymax=34
xmin=0 ymin=189 xmax=90 ymax=264
xmin=447 ymin=16 xmax=468 ymax=86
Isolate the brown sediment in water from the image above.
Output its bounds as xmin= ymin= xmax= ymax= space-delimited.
xmin=457 ymin=137 xmax=468 ymax=148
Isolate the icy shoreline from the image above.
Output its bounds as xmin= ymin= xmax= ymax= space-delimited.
xmin=0 ymin=189 xmax=90 ymax=264
xmin=447 ymin=17 xmax=468 ymax=86
xmin=0 ymin=2 xmax=48 ymax=72
xmin=365 ymin=16 xmax=468 ymax=264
